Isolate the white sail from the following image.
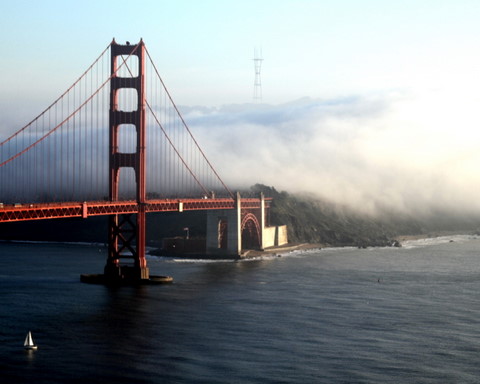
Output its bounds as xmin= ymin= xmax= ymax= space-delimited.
xmin=24 ymin=331 xmax=37 ymax=349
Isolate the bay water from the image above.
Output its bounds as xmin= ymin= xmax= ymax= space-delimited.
xmin=1 ymin=235 xmax=480 ymax=383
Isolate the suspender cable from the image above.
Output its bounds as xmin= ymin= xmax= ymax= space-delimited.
xmin=145 ymin=47 xmax=234 ymax=199
xmin=0 ymin=44 xmax=140 ymax=168
xmin=0 ymin=43 xmax=112 ymax=148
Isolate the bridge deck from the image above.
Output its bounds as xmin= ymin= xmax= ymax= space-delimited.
xmin=0 ymin=198 xmax=268 ymax=222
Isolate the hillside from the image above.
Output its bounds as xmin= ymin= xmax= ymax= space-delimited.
xmin=250 ymin=184 xmax=480 ymax=247
xmin=249 ymin=184 xmax=396 ymax=247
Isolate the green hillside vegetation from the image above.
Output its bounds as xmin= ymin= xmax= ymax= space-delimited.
xmin=250 ymin=184 xmax=396 ymax=247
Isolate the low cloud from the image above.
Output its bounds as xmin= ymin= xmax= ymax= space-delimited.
xmin=183 ymin=91 xmax=480 ymax=216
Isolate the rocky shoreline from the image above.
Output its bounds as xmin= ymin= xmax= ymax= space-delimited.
xmin=240 ymin=230 xmax=479 ymax=258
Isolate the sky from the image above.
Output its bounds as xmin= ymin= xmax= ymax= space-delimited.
xmin=2 ymin=0 xmax=480 ymax=215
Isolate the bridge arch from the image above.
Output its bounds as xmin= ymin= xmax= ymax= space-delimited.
xmin=241 ymin=213 xmax=261 ymax=250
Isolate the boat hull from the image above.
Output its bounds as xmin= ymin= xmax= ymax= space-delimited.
xmin=24 ymin=345 xmax=38 ymax=350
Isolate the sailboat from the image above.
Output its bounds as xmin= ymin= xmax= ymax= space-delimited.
xmin=24 ymin=331 xmax=38 ymax=350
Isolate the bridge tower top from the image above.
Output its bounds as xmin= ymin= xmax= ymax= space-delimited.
xmin=109 ymin=39 xmax=146 ymax=204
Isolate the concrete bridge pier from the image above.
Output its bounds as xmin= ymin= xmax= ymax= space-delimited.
xmin=206 ymin=192 xmax=242 ymax=258
xmin=206 ymin=192 xmax=288 ymax=258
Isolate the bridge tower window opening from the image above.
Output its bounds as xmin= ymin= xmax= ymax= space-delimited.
xmin=117 ymin=167 xmax=136 ymax=201
xmin=116 ymin=88 xmax=138 ymax=113
xmin=116 ymin=55 xmax=139 ymax=78
xmin=117 ymin=124 xmax=137 ymax=154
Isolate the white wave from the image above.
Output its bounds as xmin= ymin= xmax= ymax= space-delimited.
xmin=149 ymin=255 xmax=237 ymax=264
xmin=170 ymin=258 xmax=236 ymax=264
xmin=401 ymin=234 xmax=477 ymax=249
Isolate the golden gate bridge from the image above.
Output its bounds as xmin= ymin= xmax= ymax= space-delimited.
xmin=0 ymin=39 xmax=272 ymax=284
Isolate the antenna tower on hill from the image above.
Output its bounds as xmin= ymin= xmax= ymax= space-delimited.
xmin=253 ymin=47 xmax=263 ymax=102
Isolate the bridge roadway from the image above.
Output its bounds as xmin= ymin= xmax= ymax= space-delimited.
xmin=0 ymin=198 xmax=267 ymax=223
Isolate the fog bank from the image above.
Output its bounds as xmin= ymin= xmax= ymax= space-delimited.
xmin=183 ymin=91 xmax=480 ymax=216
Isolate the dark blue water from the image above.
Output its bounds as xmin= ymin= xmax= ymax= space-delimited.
xmin=2 ymin=236 xmax=480 ymax=383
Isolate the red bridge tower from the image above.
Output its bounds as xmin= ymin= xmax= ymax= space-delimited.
xmin=105 ymin=39 xmax=149 ymax=282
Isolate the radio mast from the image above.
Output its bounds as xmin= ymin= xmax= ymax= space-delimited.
xmin=253 ymin=48 xmax=263 ymax=102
